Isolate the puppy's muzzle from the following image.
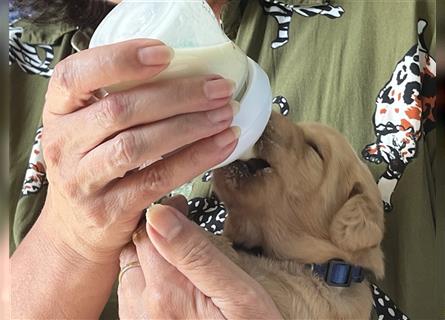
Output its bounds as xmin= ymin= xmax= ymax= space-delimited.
xmin=231 ymin=158 xmax=271 ymax=177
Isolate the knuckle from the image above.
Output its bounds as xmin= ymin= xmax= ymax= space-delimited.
xmin=52 ymin=59 xmax=76 ymax=92
xmin=111 ymin=132 xmax=137 ymax=168
xmin=178 ymin=237 xmax=214 ymax=270
xmin=75 ymin=167 xmax=94 ymax=193
xmin=141 ymin=165 xmax=172 ymax=194
xmin=197 ymin=112 xmax=219 ymax=134
xmin=195 ymin=77 xmax=211 ymax=104
xmin=197 ymin=77 xmax=209 ymax=97
xmin=200 ymin=111 xmax=215 ymax=129
xmin=174 ymin=77 xmax=205 ymax=107
xmin=43 ymin=137 xmax=62 ymax=167
xmin=95 ymin=94 xmax=127 ymax=129
xmin=67 ymin=174 xmax=94 ymax=200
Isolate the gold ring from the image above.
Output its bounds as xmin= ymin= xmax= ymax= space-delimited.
xmin=118 ymin=261 xmax=141 ymax=284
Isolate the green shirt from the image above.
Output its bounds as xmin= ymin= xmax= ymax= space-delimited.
xmin=9 ymin=0 xmax=443 ymax=318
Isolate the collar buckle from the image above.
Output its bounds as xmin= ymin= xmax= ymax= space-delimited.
xmin=325 ymin=259 xmax=353 ymax=287
xmin=311 ymin=259 xmax=365 ymax=287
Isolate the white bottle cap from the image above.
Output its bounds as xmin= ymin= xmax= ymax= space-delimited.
xmin=216 ymin=58 xmax=272 ymax=168
xmin=90 ymin=0 xmax=272 ymax=168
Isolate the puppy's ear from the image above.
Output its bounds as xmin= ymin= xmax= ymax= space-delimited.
xmin=329 ymin=190 xmax=383 ymax=253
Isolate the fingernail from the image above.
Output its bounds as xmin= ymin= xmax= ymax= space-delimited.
xmin=132 ymin=224 xmax=145 ymax=242
xmin=138 ymin=45 xmax=174 ymax=66
xmin=203 ymin=79 xmax=236 ymax=100
xmin=214 ymin=126 xmax=241 ymax=148
xmin=146 ymin=204 xmax=182 ymax=241
xmin=230 ymin=100 xmax=240 ymax=116
xmin=206 ymin=102 xmax=238 ymax=123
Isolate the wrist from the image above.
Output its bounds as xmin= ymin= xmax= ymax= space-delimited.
xmin=38 ymin=201 xmax=121 ymax=266
xmin=11 ymin=206 xmax=120 ymax=319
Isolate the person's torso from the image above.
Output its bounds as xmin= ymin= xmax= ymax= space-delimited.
xmin=9 ymin=1 xmax=442 ymax=318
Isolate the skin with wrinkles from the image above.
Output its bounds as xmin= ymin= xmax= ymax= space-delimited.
xmin=11 ymin=38 xmax=240 ymax=319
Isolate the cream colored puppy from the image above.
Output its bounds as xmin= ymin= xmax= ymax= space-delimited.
xmin=210 ymin=111 xmax=385 ymax=319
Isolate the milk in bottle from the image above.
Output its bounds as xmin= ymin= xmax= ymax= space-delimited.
xmin=90 ymin=0 xmax=272 ymax=168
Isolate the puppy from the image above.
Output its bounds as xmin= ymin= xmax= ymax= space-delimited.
xmin=209 ymin=111 xmax=385 ymax=319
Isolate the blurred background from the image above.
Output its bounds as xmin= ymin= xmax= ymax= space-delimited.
xmin=438 ymin=0 xmax=444 ymax=125
xmin=2 ymin=0 xmax=10 ymax=318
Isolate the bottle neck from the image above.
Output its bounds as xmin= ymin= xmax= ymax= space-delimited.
xmin=235 ymin=78 xmax=248 ymax=102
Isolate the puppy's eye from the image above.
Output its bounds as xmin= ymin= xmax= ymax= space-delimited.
xmin=307 ymin=141 xmax=323 ymax=160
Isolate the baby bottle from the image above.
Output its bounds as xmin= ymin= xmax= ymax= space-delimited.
xmin=89 ymin=0 xmax=272 ymax=168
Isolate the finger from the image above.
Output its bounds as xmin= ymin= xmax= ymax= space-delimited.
xmin=61 ymin=76 xmax=235 ymax=151
xmin=145 ymin=204 xmax=269 ymax=305
xmin=119 ymin=243 xmax=145 ymax=289
xmin=78 ymin=104 xmax=237 ymax=190
xmin=44 ymin=39 xmax=173 ymax=115
xmin=118 ymin=243 xmax=146 ymax=320
xmin=133 ymin=229 xmax=223 ymax=320
xmin=103 ymin=126 xmax=239 ymax=217
xmin=161 ymin=195 xmax=189 ymax=216
xmin=132 ymin=224 xmax=186 ymax=291
xmin=129 ymin=195 xmax=188 ymax=290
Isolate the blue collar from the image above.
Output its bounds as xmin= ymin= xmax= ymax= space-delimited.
xmin=232 ymin=243 xmax=365 ymax=288
xmin=307 ymin=259 xmax=365 ymax=287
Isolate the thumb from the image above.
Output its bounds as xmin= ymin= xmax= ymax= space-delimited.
xmin=145 ymin=204 xmax=264 ymax=303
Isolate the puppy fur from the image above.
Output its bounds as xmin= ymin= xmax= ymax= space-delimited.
xmin=210 ymin=111 xmax=385 ymax=319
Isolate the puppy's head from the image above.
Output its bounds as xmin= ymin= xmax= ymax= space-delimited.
xmin=213 ymin=112 xmax=385 ymax=278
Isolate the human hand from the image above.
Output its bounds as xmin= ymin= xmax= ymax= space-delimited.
xmin=39 ymin=39 xmax=239 ymax=264
xmin=118 ymin=195 xmax=282 ymax=319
